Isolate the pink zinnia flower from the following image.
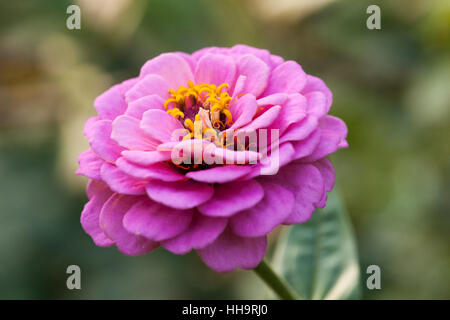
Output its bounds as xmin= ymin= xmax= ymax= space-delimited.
xmin=77 ymin=45 xmax=348 ymax=273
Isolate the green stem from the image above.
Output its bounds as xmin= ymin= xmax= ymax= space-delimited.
xmin=253 ymin=258 xmax=299 ymax=300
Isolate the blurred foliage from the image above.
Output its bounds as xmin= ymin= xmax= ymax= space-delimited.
xmin=0 ymin=0 xmax=448 ymax=299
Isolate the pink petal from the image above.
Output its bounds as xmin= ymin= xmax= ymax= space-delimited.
xmin=100 ymin=162 xmax=147 ymax=195
xmin=291 ymin=129 xmax=322 ymax=160
xmin=280 ymin=114 xmax=319 ymax=143
xmin=161 ymin=213 xmax=227 ymax=254
xmin=145 ymin=180 xmax=214 ymax=209
xmin=301 ymin=75 xmax=332 ymax=113
xmin=266 ymin=163 xmax=324 ymax=224
xmin=263 ymin=61 xmax=307 ymax=95
xmin=301 ymin=116 xmax=348 ymax=162
xmin=240 ymin=105 xmax=281 ymax=131
xmin=88 ymin=120 xmax=123 ymax=162
xmin=229 ymin=94 xmax=258 ymax=129
xmin=140 ymin=53 xmax=194 ymax=89
xmin=141 ymin=109 xmax=184 ymax=142
xmin=269 ymin=93 xmax=307 ymax=133
xmin=198 ymin=180 xmax=264 ymax=217
xmin=186 ymin=165 xmax=253 ymax=184
xmin=230 ymin=182 xmax=294 ymax=237
xmin=236 ymin=54 xmax=270 ymax=97
xmin=112 ymin=115 xmax=159 ymax=151
xmin=305 ymin=91 xmax=327 ymax=118
xmin=94 ymin=78 xmax=138 ymax=120
xmin=80 ymin=183 xmax=114 ymax=246
xmin=121 ymin=150 xmax=172 ymax=166
xmin=125 ymin=95 xmax=165 ymax=119
xmin=76 ymin=149 xmax=103 ymax=180
xmin=195 ymin=54 xmax=236 ymax=87
xmin=83 ymin=116 xmax=100 ymax=137
xmin=99 ymin=194 xmax=158 ymax=256
xmin=257 ymin=93 xmax=288 ymax=108
xmin=197 ymin=228 xmax=267 ymax=273
xmin=123 ymin=199 xmax=193 ymax=241
xmin=115 ymin=157 xmax=185 ymax=182
xmin=125 ymin=74 xmax=171 ymax=103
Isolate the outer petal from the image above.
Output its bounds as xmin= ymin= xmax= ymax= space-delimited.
xmin=94 ymin=78 xmax=138 ymax=120
xmin=80 ymin=182 xmax=114 ymax=246
xmin=145 ymin=180 xmax=214 ymax=209
xmin=197 ymin=228 xmax=267 ymax=273
xmin=76 ymin=149 xmax=103 ymax=180
xmin=291 ymin=129 xmax=322 ymax=160
xmin=140 ymin=53 xmax=194 ymax=89
xmin=123 ymin=199 xmax=193 ymax=241
xmin=280 ymin=115 xmax=319 ymax=143
xmin=265 ymin=163 xmax=324 ymax=224
xmin=195 ymin=54 xmax=236 ymax=87
xmin=100 ymin=194 xmax=158 ymax=255
xmin=88 ymin=120 xmax=123 ymax=162
xmin=112 ymin=115 xmax=159 ymax=151
xmin=100 ymin=162 xmax=147 ymax=195
xmin=125 ymin=95 xmax=165 ymax=119
xmin=161 ymin=213 xmax=227 ymax=254
xmin=141 ymin=109 xmax=184 ymax=142
xmin=263 ymin=61 xmax=307 ymax=95
xmin=269 ymin=93 xmax=307 ymax=133
xmin=125 ymin=74 xmax=171 ymax=103
xmin=301 ymin=116 xmax=348 ymax=162
xmin=230 ymin=182 xmax=294 ymax=237
xmin=198 ymin=180 xmax=264 ymax=217
xmin=236 ymin=54 xmax=270 ymax=97
xmin=301 ymin=75 xmax=332 ymax=113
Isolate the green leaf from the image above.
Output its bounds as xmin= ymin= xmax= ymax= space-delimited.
xmin=273 ymin=188 xmax=361 ymax=300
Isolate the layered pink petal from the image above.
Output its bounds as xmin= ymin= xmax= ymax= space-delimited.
xmin=76 ymin=149 xmax=103 ymax=180
xmin=125 ymin=95 xmax=165 ymax=119
xmin=100 ymin=162 xmax=147 ymax=195
xmin=141 ymin=109 xmax=184 ymax=142
xmin=145 ymin=180 xmax=214 ymax=209
xmin=88 ymin=120 xmax=123 ymax=162
xmin=100 ymin=194 xmax=158 ymax=255
xmin=265 ymin=163 xmax=324 ymax=224
xmin=94 ymin=78 xmax=138 ymax=120
xmin=80 ymin=182 xmax=114 ymax=246
xmin=186 ymin=165 xmax=253 ymax=184
xmin=263 ymin=61 xmax=307 ymax=95
xmin=229 ymin=94 xmax=258 ymax=129
xmin=115 ymin=157 xmax=185 ymax=182
xmin=195 ymin=54 xmax=236 ymax=87
xmin=230 ymin=182 xmax=294 ymax=237
xmin=162 ymin=213 xmax=227 ymax=254
xmin=236 ymin=54 xmax=270 ymax=97
xmin=112 ymin=115 xmax=159 ymax=151
xmin=123 ymin=199 xmax=194 ymax=241
xmin=198 ymin=228 xmax=267 ymax=273
xmin=121 ymin=150 xmax=172 ymax=166
xmin=125 ymin=74 xmax=171 ymax=103
xmin=198 ymin=180 xmax=264 ymax=217
xmin=140 ymin=53 xmax=194 ymax=89
xmin=301 ymin=116 xmax=348 ymax=162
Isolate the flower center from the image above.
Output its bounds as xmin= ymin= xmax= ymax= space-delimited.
xmin=164 ymin=81 xmax=233 ymax=141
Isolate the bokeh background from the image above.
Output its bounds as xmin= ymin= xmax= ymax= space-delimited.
xmin=0 ymin=0 xmax=449 ymax=299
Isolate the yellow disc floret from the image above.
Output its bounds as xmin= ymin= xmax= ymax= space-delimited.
xmin=164 ymin=81 xmax=234 ymax=140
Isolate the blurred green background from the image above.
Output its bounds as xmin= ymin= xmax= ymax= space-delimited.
xmin=0 ymin=0 xmax=449 ymax=299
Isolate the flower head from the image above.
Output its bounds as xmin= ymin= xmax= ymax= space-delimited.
xmin=77 ymin=45 xmax=348 ymax=272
